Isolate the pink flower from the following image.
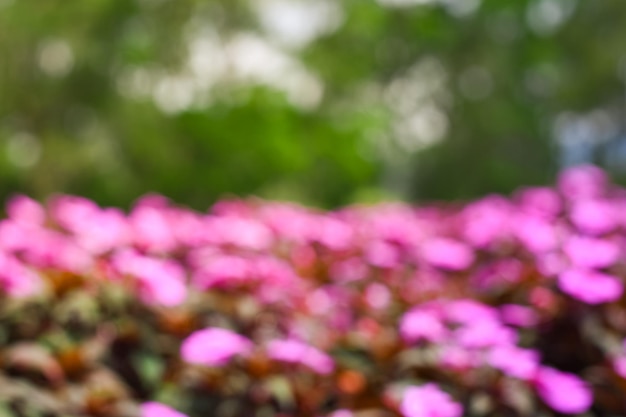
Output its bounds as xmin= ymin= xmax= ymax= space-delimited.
xmin=191 ymin=255 xmax=250 ymax=290
xmin=112 ymin=250 xmax=187 ymax=306
xmin=140 ymin=402 xmax=188 ymax=417
xmin=557 ymin=164 xmax=607 ymax=200
xmin=130 ymin=200 xmax=177 ymax=253
xmin=69 ymin=208 xmax=130 ymax=255
xmin=461 ymin=196 xmax=511 ymax=248
xmin=0 ymin=220 xmax=33 ymax=252
xmin=534 ymin=367 xmax=592 ymax=414
xmin=315 ymin=216 xmax=354 ymax=250
xmin=21 ymin=230 xmax=92 ymax=273
xmin=445 ymin=300 xmax=499 ymax=325
xmin=366 ymin=205 xmax=425 ymax=247
xmin=513 ymin=215 xmax=559 ymax=253
xmin=570 ymin=199 xmax=617 ymax=235
xmin=400 ymin=384 xmax=462 ymax=417
xmin=438 ymin=345 xmax=480 ymax=370
xmin=472 ymin=259 xmax=523 ymax=289
xmin=253 ymin=256 xmax=304 ymax=303
xmin=454 ymin=320 xmax=517 ymax=348
xmin=500 ymin=304 xmax=539 ymax=327
xmin=50 ymin=195 xmax=99 ymax=231
xmin=0 ymin=253 xmax=42 ymax=297
xmin=203 ymin=216 xmax=272 ymax=250
xmin=330 ymin=258 xmax=369 ymax=282
xmin=181 ymin=328 xmax=253 ymax=367
xmin=7 ymin=195 xmax=45 ymax=226
xmin=563 ymin=235 xmax=620 ymax=268
xmin=138 ymin=271 xmax=187 ymax=307
xmin=420 ymin=238 xmax=474 ymax=270
xmin=515 ymin=187 xmax=562 ymax=219
xmin=558 ymin=269 xmax=623 ymax=304
xmin=267 ymin=339 xmax=334 ymax=374
xmin=306 ymin=288 xmax=333 ymax=315
xmin=50 ymin=196 xmax=130 ymax=254
xmin=364 ymin=283 xmax=392 ymax=310
xmin=259 ymin=203 xmax=316 ymax=243
xmin=399 ymin=308 xmax=447 ymax=343
xmin=487 ymin=346 xmax=539 ymax=380
xmin=365 ymin=241 xmax=399 ymax=268
xmin=536 ymin=252 xmax=567 ymax=276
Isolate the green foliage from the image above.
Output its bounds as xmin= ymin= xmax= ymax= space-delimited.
xmin=1 ymin=0 xmax=626 ymax=207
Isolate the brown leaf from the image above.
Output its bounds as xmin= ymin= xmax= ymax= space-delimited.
xmin=84 ymin=367 xmax=132 ymax=400
xmin=56 ymin=325 xmax=115 ymax=380
xmin=0 ymin=374 xmax=68 ymax=414
xmin=3 ymin=343 xmax=64 ymax=387
xmin=45 ymin=271 xmax=85 ymax=298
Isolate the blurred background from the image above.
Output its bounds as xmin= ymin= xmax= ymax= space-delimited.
xmin=2 ymin=0 xmax=626 ymax=210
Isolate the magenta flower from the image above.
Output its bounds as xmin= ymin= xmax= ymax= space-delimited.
xmin=181 ymin=328 xmax=253 ymax=367
xmin=167 ymin=209 xmax=204 ymax=247
xmin=138 ymin=270 xmax=187 ymax=307
xmin=315 ymin=216 xmax=354 ymax=250
xmin=191 ymin=254 xmax=250 ymax=290
xmin=21 ymin=230 xmax=92 ymax=273
xmin=557 ymin=164 xmax=607 ymax=200
xmin=535 ymin=252 xmax=567 ymax=276
xmin=364 ymin=282 xmax=391 ymax=310
xmin=203 ymin=216 xmax=272 ymax=250
xmin=267 ymin=339 xmax=334 ymax=374
xmin=513 ymin=215 xmax=559 ymax=253
xmin=130 ymin=202 xmax=177 ymax=253
xmin=570 ymin=199 xmax=617 ymax=235
xmin=305 ymin=288 xmax=333 ymax=315
xmin=563 ymin=235 xmax=620 ymax=268
xmin=400 ymin=383 xmax=462 ymax=417
xmin=366 ymin=204 xmax=424 ymax=246
xmin=438 ymin=345 xmax=480 ymax=370
xmin=7 ymin=195 xmax=45 ymax=226
xmin=515 ymin=186 xmax=562 ymax=218
xmin=365 ymin=241 xmax=399 ymax=269
xmin=399 ymin=308 xmax=447 ymax=343
xmin=253 ymin=256 xmax=305 ymax=303
xmin=461 ymin=196 xmax=511 ymax=247
xmin=487 ymin=345 xmax=539 ymax=380
xmin=50 ymin=195 xmax=100 ymax=231
xmin=140 ymin=402 xmax=188 ymax=417
xmin=534 ymin=367 xmax=592 ymax=414
xmin=0 ymin=253 xmax=42 ymax=297
xmin=0 ymin=220 xmax=33 ymax=252
xmin=50 ymin=196 xmax=130 ymax=254
xmin=472 ymin=258 xmax=523 ymax=289
xmin=113 ymin=250 xmax=187 ymax=306
xmin=73 ymin=208 xmax=130 ymax=255
xmin=558 ymin=269 xmax=623 ymax=304
xmin=445 ymin=299 xmax=499 ymax=325
xmin=454 ymin=320 xmax=517 ymax=349
xmin=259 ymin=203 xmax=316 ymax=243
xmin=330 ymin=258 xmax=369 ymax=282
xmin=420 ymin=238 xmax=474 ymax=270
xmin=499 ymin=304 xmax=539 ymax=327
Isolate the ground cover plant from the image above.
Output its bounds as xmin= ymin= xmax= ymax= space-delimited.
xmin=2 ymin=165 xmax=626 ymax=416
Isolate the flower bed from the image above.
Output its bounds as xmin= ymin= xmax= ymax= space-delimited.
xmin=2 ymin=165 xmax=626 ymax=416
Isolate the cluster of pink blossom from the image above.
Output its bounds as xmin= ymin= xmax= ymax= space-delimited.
xmin=3 ymin=164 xmax=626 ymax=416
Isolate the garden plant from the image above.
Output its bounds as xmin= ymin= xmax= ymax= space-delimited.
xmin=1 ymin=165 xmax=626 ymax=416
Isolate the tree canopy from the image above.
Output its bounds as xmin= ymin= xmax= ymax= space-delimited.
xmin=2 ymin=0 xmax=626 ymax=208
